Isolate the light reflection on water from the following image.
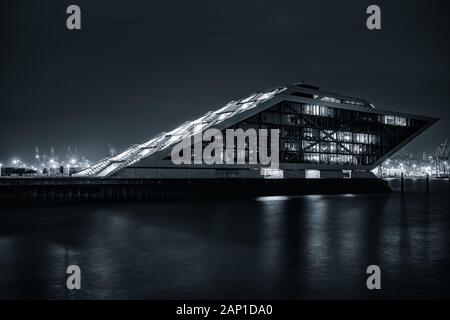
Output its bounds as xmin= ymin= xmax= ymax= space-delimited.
xmin=0 ymin=180 xmax=449 ymax=299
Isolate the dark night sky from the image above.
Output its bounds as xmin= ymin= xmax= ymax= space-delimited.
xmin=1 ymin=0 xmax=449 ymax=163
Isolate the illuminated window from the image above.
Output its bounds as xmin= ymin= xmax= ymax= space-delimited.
xmin=321 ymin=154 xmax=334 ymax=164
xmin=395 ymin=116 xmax=407 ymax=126
xmin=303 ymin=104 xmax=320 ymax=115
xmin=321 ymin=96 xmax=341 ymax=104
xmin=284 ymin=141 xmax=299 ymax=151
xmin=286 ymin=114 xmax=300 ymax=125
xmin=303 ymin=104 xmax=334 ymax=117
xmin=320 ymin=142 xmax=336 ymax=153
xmin=353 ymin=144 xmax=363 ymax=154
xmin=260 ymin=168 xmax=284 ymax=179
xmin=382 ymin=115 xmax=407 ymax=126
xmin=302 ymin=141 xmax=320 ymax=152
xmin=338 ymin=143 xmax=352 ymax=153
xmin=321 ymin=130 xmax=336 ymax=141
xmin=320 ymin=106 xmax=334 ymax=117
xmin=382 ymin=115 xmax=396 ymax=125
xmin=305 ymin=169 xmax=320 ymax=179
xmin=303 ymin=128 xmax=319 ymax=139
xmin=354 ymin=133 xmax=368 ymax=144
xmin=336 ymin=155 xmax=355 ymax=165
xmin=337 ymin=131 xmax=352 ymax=142
xmin=304 ymin=153 xmax=320 ymax=163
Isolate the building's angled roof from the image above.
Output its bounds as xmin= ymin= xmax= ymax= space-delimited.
xmin=75 ymin=86 xmax=287 ymax=177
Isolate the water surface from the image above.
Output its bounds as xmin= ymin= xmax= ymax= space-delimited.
xmin=0 ymin=180 xmax=449 ymax=299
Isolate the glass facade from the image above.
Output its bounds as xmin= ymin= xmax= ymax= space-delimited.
xmin=229 ymin=100 xmax=428 ymax=167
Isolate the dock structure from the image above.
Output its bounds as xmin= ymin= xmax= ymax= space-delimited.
xmin=0 ymin=177 xmax=391 ymax=203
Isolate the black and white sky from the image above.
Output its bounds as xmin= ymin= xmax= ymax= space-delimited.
xmin=1 ymin=0 xmax=449 ymax=163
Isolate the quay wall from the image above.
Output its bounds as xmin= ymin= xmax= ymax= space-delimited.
xmin=0 ymin=177 xmax=392 ymax=203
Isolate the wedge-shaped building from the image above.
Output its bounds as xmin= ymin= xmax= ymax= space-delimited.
xmin=75 ymin=82 xmax=437 ymax=179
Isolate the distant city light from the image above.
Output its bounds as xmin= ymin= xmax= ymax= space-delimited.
xmin=0 ymin=145 xmax=94 ymax=177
